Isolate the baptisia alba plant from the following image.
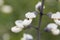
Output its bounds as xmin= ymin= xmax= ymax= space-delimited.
xmin=10 ymin=1 xmax=43 ymax=40
xmin=11 ymin=0 xmax=60 ymax=40
xmin=0 ymin=0 xmax=13 ymax=14
xmin=11 ymin=1 xmax=45 ymax=33
xmin=10 ymin=0 xmax=45 ymax=40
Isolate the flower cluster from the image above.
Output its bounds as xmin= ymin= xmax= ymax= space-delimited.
xmin=45 ymin=12 xmax=60 ymax=35
xmin=11 ymin=12 xmax=36 ymax=33
xmin=0 ymin=0 xmax=13 ymax=14
xmin=11 ymin=1 xmax=45 ymax=33
xmin=11 ymin=1 xmax=45 ymax=40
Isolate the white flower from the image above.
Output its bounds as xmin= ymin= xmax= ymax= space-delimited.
xmin=15 ymin=20 xmax=24 ymax=28
xmin=51 ymin=12 xmax=60 ymax=19
xmin=25 ymin=34 xmax=33 ymax=40
xmin=1 ymin=5 xmax=13 ymax=13
xmin=2 ymin=33 xmax=10 ymax=40
xmin=0 ymin=0 xmax=4 ymax=6
xmin=54 ymin=19 xmax=60 ymax=25
xmin=51 ymin=29 xmax=60 ymax=35
xmin=25 ymin=12 xmax=36 ymax=18
xmin=35 ymin=2 xmax=41 ymax=11
xmin=46 ymin=23 xmax=58 ymax=30
xmin=23 ymin=33 xmax=33 ymax=40
xmin=35 ymin=2 xmax=45 ymax=12
xmin=11 ymin=26 xmax=22 ymax=33
xmin=22 ymin=19 xmax=32 ymax=26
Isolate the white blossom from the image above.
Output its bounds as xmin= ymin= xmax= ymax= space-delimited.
xmin=0 ymin=0 xmax=4 ymax=6
xmin=54 ymin=19 xmax=60 ymax=25
xmin=11 ymin=26 xmax=22 ymax=33
xmin=22 ymin=19 xmax=32 ymax=26
xmin=46 ymin=23 xmax=58 ymax=30
xmin=1 ymin=5 xmax=13 ymax=13
xmin=25 ymin=12 xmax=36 ymax=19
xmin=35 ymin=2 xmax=41 ymax=11
xmin=2 ymin=33 xmax=10 ymax=40
xmin=51 ymin=12 xmax=60 ymax=19
xmin=15 ymin=20 xmax=24 ymax=28
xmin=35 ymin=2 xmax=45 ymax=12
xmin=51 ymin=29 xmax=60 ymax=35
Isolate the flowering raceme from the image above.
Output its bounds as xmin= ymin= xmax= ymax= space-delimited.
xmin=51 ymin=12 xmax=60 ymax=25
xmin=45 ymin=12 xmax=60 ymax=35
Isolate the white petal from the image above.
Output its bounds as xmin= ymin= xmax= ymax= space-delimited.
xmin=11 ymin=26 xmax=22 ymax=33
xmin=25 ymin=12 xmax=36 ymax=18
xmin=35 ymin=2 xmax=41 ymax=9
xmin=15 ymin=20 xmax=24 ymax=28
xmin=51 ymin=29 xmax=60 ymax=35
xmin=1 ymin=5 xmax=13 ymax=13
xmin=35 ymin=2 xmax=45 ymax=12
xmin=47 ymin=23 xmax=58 ymax=30
xmin=22 ymin=19 xmax=32 ymax=26
xmin=0 ymin=0 xmax=4 ymax=6
xmin=26 ymin=34 xmax=33 ymax=40
xmin=23 ymin=33 xmax=33 ymax=40
xmin=54 ymin=19 xmax=60 ymax=25
xmin=51 ymin=12 xmax=60 ymax=19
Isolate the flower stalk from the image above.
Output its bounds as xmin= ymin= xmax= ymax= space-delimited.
xmin=37 ymin=0 xmax=44 ymax=40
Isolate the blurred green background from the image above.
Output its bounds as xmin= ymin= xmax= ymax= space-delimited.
xmin=0 ymin=0 xmax=60 ymax=40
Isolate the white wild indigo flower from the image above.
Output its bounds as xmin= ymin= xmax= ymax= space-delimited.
xmin=35 ymin=1 xmax=45 ymax=12
xmin=51 ymin=29 xmax=60 ymax=35
xmin=51 ymin=12 xmax=60 ymax=25
xmin=25 ymin=12 xmax=36 ymax=19
xmin=0 ymin=0 xmax=4 ymax=6
xmin=51 ymin=12 xmax=60 ymax=19
xmin=11 ymin=26 xmax=23 ymax=33
xmin=54 ymin=19 xmax=60 ymax=25
xmin=15 ymin=20 xmax=24 ymax=28
xmin=46 ymin=23 xmax=58 ymax=30
xmin=22 ymin=19 xmax=32 ymax=26
xmin=1 ymin=5 xmax=13 ymax=13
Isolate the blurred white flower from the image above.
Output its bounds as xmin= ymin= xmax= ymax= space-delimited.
xmin=46 ymin=23 xmax=58 ymax=30
xmin=1 ymin=5 xmax=13 ymax=13
xmin=21 ymin=33 xmax=33 ymax=40
xmin=15 ymin=20 xmax=24 ymax=28
xmin=2 ymin=33 xmax=10 ymax=40
xmin=25 ymin=12 xmax=36 ymax=19
xmin=51 ymin=29 xmax=60 ymax=35
xmin=11 ymin=26 xmax=22 ymax=33
xmin=25 ymin=34 xmax=33 ymax=40
xmin=22 ymin=19 xmax=32 ymax=26
xmin=0 ymin=0 xmax=4 ymax=6
xmin=51 ymin=12 xmax=60 ymax=19
xmin=35 ymin=1 xmax=45 ymax=12
xmin=35 ymin=2 xmax=41 ymax=11
xmin=54 ymin=19 xmax=60 ymax=25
